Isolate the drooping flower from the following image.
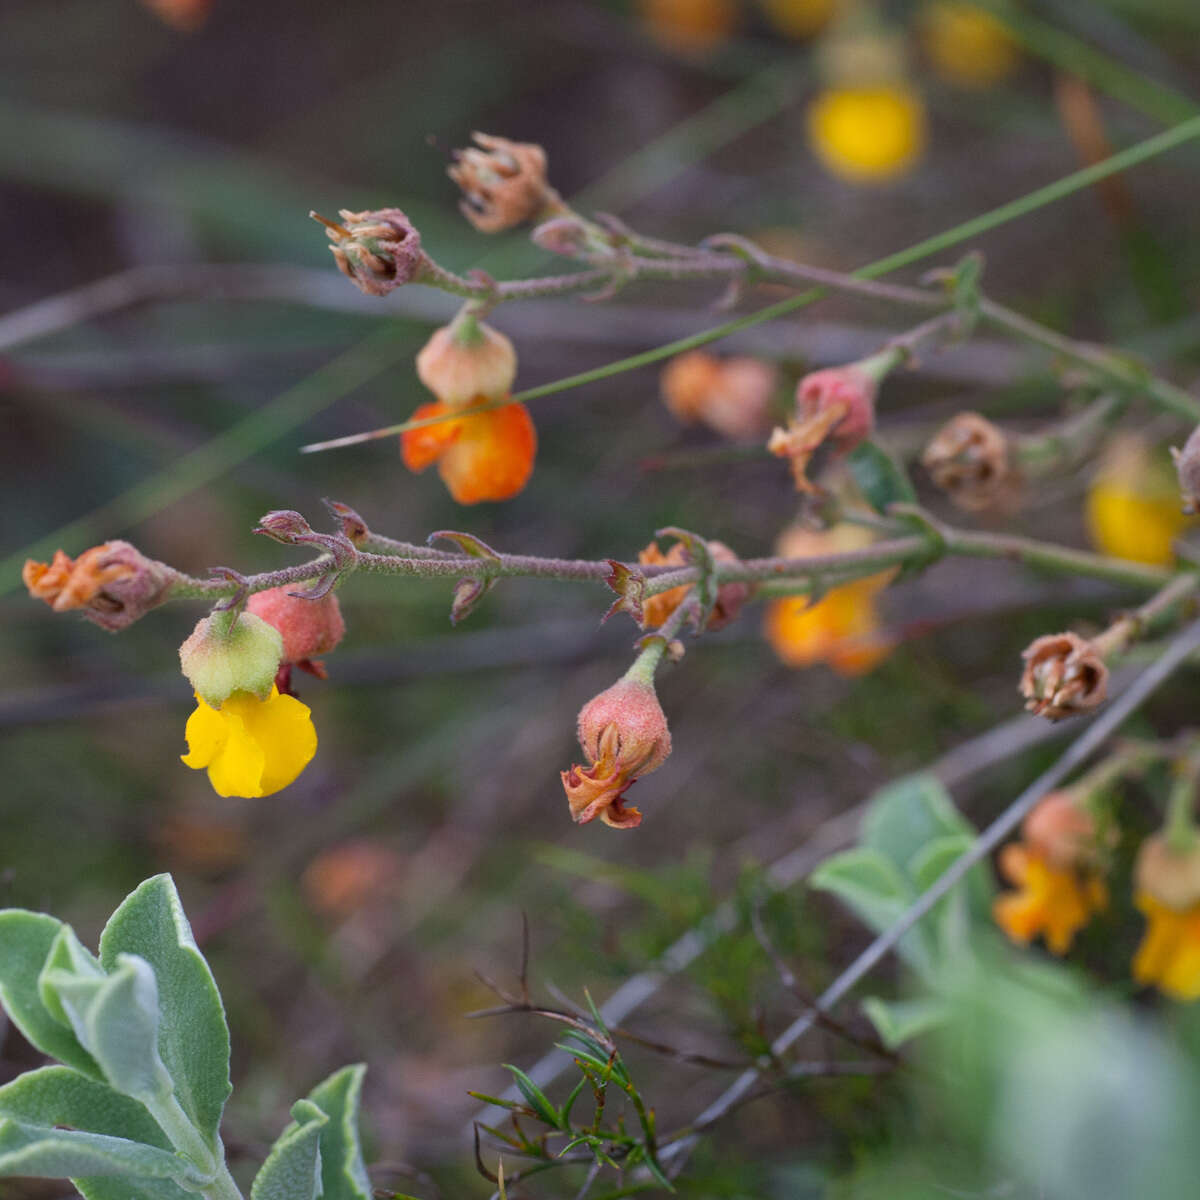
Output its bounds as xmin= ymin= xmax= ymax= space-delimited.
xmin=401 ymin=400 xmax=537 ymax=505
xmin=639 ymin=539 xmax=751 ymax=630
xmin=1087 ymin=435 xmax=1189 ymax=566
xmin=763 ymin=525 xmax=895 ymax=676
xmin=659 ymin=351 xmax=777 ymax=439
xmin=24 ymin=541 xmax=177 ymax=632
xmin=920 ymin=1 xmax=1019 ymax=88
xmin=182 ymin=687 xmax=317 ymax=800
xmin=179 ymin=611 xmax=282 ymax=708
xmin=1132 ymin=835 xmax=1200 ymax=1001
xmin=806 ymin=84 xmax=926 ymax=184
xmin=417 ymin=315 xmax=517 ymax=410
xmin=561 ymin=674 xmax=672 ymax=829
xmin=993 ymin=791 xmax=1108 ymax=955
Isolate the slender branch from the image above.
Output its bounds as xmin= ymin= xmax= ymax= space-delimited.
xmin=659 ymin=615 xmax=1200 ymax=1169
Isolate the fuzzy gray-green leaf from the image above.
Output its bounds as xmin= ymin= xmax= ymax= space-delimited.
xmin=250 ymin=1099 xmax=327 ymax=1200
xmin=0 ymin=911 xmax=101 ymax=1079
xmin=98 ymin=875 xmax=231 ymax=1149
xmin=307 ymin=1064 xmax=371 ymax=1200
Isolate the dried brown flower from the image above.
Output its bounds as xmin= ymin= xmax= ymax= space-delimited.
xmin=449 ymin=133 xmax=559 ymax=234
xmin=922 ymin=411 xmax=1015 ymax=512
xmin=319 ymin=208 xmax=424 ymax=297
xmin=1020 ymin=631 xmax=1108 ymax=721
xmin=639 ymin=539 xmax=750 ymax=630
xmin=24 ymin=542 xmax=177 ymax=632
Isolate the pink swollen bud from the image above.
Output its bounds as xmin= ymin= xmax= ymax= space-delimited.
xmin=246 ymin=587 xmax=346 ymax=666
xmin=795 ymin=364 xmax=878 ymax=452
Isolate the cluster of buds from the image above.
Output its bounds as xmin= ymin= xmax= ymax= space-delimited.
xmin=23 ymin=542 xmax=178 ymax=632
xmin=315 ymin=208 xmax=424 ymax=297
xmin=639 ymin=538 xmax=751 ymax=631
xmin=449 ymin=133 xmax=561 ymax=234
xmin=921 ymin=411 xmax=1017 ymax=512
xmin=659 ymin=350 xmax=778 ymax=440
xmin=561 ymin=664 xmax=672 ymax=830
xmin=1019 ymin=632 xmax=1108 ymax=721
xmin=767 ymin=351 xmax=894 ymax=492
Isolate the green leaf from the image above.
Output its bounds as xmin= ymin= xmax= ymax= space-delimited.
xmin=0 ymin=1067 xmax=192 ymax=1200
xmin=503 ymin=1065 xmax=562 ymax=1129
xmin=42 ymin=955 xmax=173 ymax=1106
xmin=307 ymin=1064 xmax=371 ymax=1200
xmin=862 ymin=774 xmax=975 ymax=878
xmin=0 ymin=1119 xmax=207 ymax=1187
xmin=98 ymin=875 xmax=231 ymax=1150
xmin=37 ymin=924 xmax=104 ymax=1026
xmin=809 ymin=849 xmax=933 ymax=975
xmin=847 ymin=441 xmax=917 ymax=515
xmin=0 ymin=911 xmax=101 ymax=1078
xmin=861 ymin=995 xmax=951 ymax=1050
xmin=250 ymin=1099 xmax=328 ymax=1200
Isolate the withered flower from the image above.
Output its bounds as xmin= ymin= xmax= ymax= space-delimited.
xmin=449 ymin=133 xmax=560 ymax=234
xmin=768 ymin=361 xmax=884 ymax=492
xmin=639 ymin=539 xmax=750 ymax=631
xmin=317 ymin=208 xmax=423 ymax=297
xmin=561 ymin=675 xmax=672 ymax=829
xmin=24 ymin=541 xmax=177 ymax=632
xmin=922 ymin=411 xmax=1015 ymax=512
xmin=1020 ymin=631 xmax=1108 ymax=721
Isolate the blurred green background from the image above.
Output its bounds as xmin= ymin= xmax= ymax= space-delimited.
xmin=3 ymin=0 xmax=1200 ymax=1195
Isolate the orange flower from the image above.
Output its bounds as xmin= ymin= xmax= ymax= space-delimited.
xmin=401 ymin=399 xmax=536 ymax=505
xmin=1132 ymin=893 xmax=1200 ymax=1001
xmin=638 ymin=0 xmax=737 ymax=56
xmin=993 ymin=844 xmax=1107 ymax=955
xmin=139 ymin=0 xmax=211 ymax=30
xmin=763 ymin=526 xmax=894 ymax=676
xmin=639 ymin=539 xmax=750 ymax=631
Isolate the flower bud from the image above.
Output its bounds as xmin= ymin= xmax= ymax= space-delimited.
xmin=639 ymin=539 xmax=750 ymax=631
xmin=416 ymin=314 xmax=517 ymax=408
xmin=246 ymin=587 xmax=345 ymax=667
xmin=1023 ymin=791 xmax=1103 ymax=871
xmin=1172 ymin=424 xmax=1200 ymax=516
xmin=1135 ymin=834 xmax=1200 ymax=912
xmin=1020 ymin=631 xmax=1108 ymax=722
xmin=319 ymin=208 xmax=423 ymax=297
xmin=24 ymin=541 xmax=177 ymax=632
xmin=255 ymin=510 xmax=316 ymax=544
xmin=561 ymin=675 xmax=672 ymax=829
xmin=179 ymin=611 xmax=283 ymax=708
xmin=530 ymin=215 xmax=592 ymax=257
xmin=448 ymin=133 xmax=557 ymax=234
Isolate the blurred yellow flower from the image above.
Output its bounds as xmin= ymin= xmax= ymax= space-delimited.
xmin=1132 ymin=892 xmax=1200 ymax=1001
xmin=806 ymin=85 xmax=926 ymax=183
xmin=764 ymin=525 xmax=894 ymax=676
xmin=182 ymin=686 xmax=316 ymax=799
xmin=759 ymin=0 xmax=838 ymax=40
xmin=920 ymin=1 xmax=1019 ymax=88
xmin=993 ymin=844 xmax=1107 ymax=955
xmin=1085 ymin=435 xmax=1187 ymax=566
xmin=638 ymin=0 xmax=737 ymax=55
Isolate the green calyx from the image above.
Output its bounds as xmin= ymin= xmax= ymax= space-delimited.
xmin=178 ymin=611 xmax=282 ymax=708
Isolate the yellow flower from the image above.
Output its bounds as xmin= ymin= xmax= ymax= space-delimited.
xmin=806 ymin=85 xmax=926 ymax=184
xmin=1132 ymin=892 xmax=1200 ymax=1001
xmin=182 ymin=686 xmax=316 ymax=799
xmin=763 ymin=525 xmax=895 ymax=677
xmin=920 ymin=1 xmax=1019 ymax=88
xmin=1085 ymin=436 xmax=1188 ymax=566
xmin=993 ymin=844 xmax=1107 ymax=955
